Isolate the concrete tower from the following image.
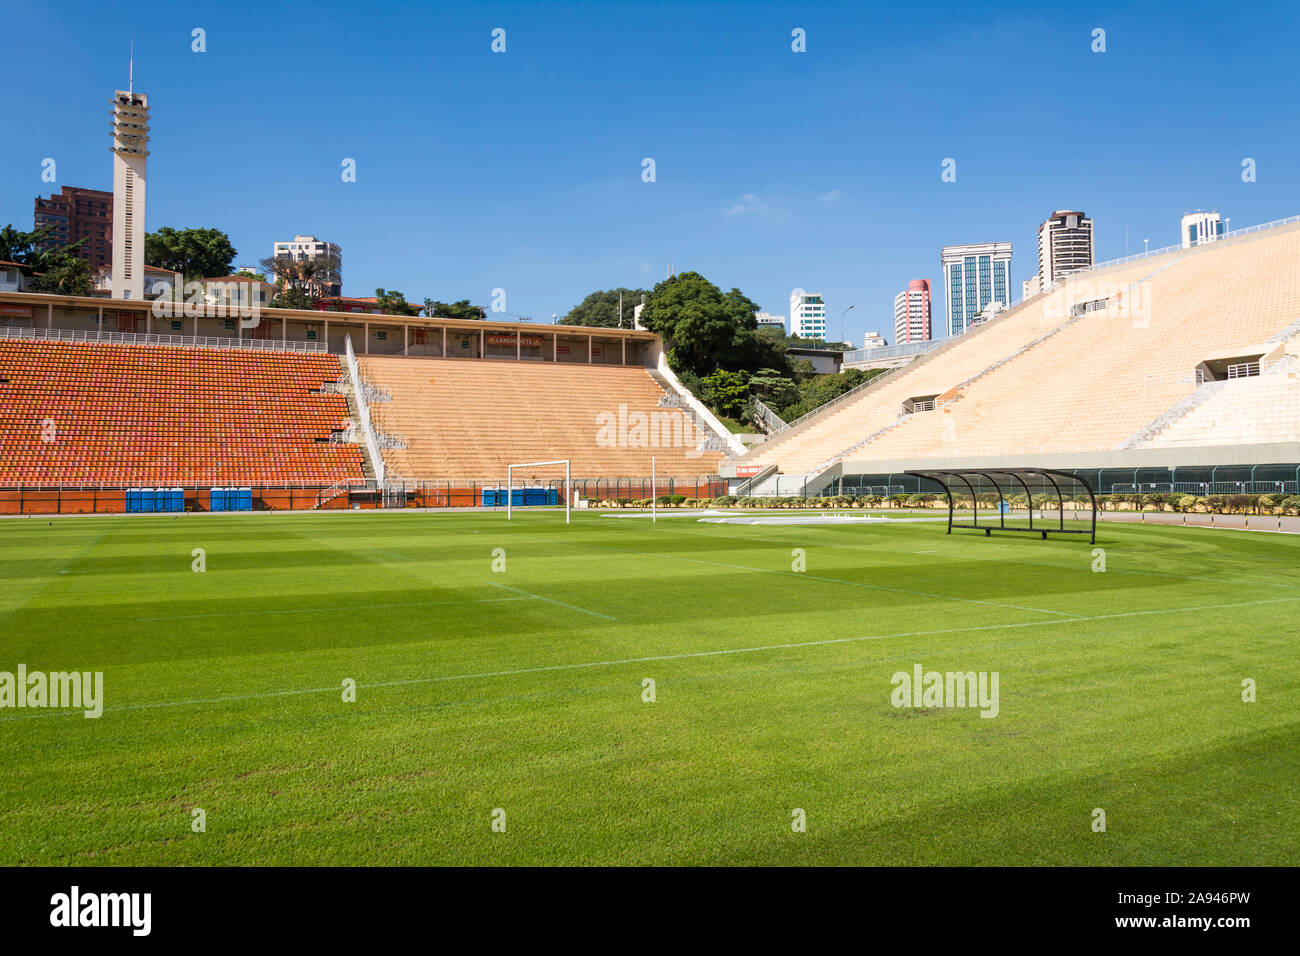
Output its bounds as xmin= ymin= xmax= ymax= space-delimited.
xmin=110 ymin=81 xmax=150 ymax=300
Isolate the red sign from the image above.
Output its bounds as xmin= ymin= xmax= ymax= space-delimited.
xmin=735 ymin=464 xmax=764 ymax=477
xmin=556 ymin=345 xmax=570 ymax=354
xmin=486 ymin=333 xmax=543 ymax=347
xmin=0 ymin=304 xmax=32 ymax=317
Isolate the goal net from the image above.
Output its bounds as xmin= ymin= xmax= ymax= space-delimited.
xmin=502 ymin=459 xmax=572 ymax=523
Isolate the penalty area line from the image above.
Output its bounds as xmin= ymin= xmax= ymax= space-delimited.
xmin=488 ymin=582 xmax=618 ymax=621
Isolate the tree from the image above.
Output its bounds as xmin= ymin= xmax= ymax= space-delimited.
xmin=146 ymin=226 xmax=237 ymax=280
xmin=746 ymin=367 xmax=800 ymax=409
xmin=26 ymin=254 xmax=92 ymax=296
xmin=776 ymin=368 xmax=883 ymax=419
xmin=260 ymin=250 xmax=341 ymax=302
xmin=270 ymin=288 xmax=314 ymax=310
xmin=563 ymin=288 xmax=650 ymax=328
xmin=638 ymin=271 xmax=772 ymax=377
xmin=423 ymin=298 xmax=486 ymax=320
xmin=374 ymin=288 xmax=419 ymax=316
xmin=0 ymin=224 xmax=51 ymax=263
xmin=0 ymin=223 xmax=92 ymax=295
xmin=702 ymin=369 xmax=751 ymax=417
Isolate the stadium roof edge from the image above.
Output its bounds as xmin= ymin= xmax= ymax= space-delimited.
xmin=0 ymin=291 xmax=659 ymax=339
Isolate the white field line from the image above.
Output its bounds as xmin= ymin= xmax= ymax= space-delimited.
xmin=5 ymin=595 xmax=1297 ymax=723
xmin=488 ymin=582 xmax=618 ymax=621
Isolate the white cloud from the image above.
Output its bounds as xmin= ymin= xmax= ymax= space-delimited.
xmin=820 ymin=188 xmax=842 ymax=203
xmin=724 ymin=194 xmax=770 ymax=216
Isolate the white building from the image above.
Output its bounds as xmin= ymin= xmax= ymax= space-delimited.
xmin=1181 ymin=210 xmax=1225 ymax=249
xmin=1037 ymin=210 xmax=1094 ymax=290
xmin=941 ymin=242 xmax=1012 ymax=336
xmin=1022 ymin=277 xmax=1039 ymax=301
xmin=862 ymin=331 xmax=888 ymax=349
xmin=892 ymin=279 xmax=932 ymax=344
xmin=969 ymin=300 xmax=1006 ymax=328
xmin=94 ymin=263 xmax=180 ymax=300
xmin=202 ymin=275 xmax=275 ymax=312
xmin=272 ymin=235 xmax=342 ymax=296
xmin=110 ymin=88 xmax=150 ymax=300
xmin=0 ymin=261 xmax=29 ymax=293
xmin=755 ymin=312 xmax=785 ymax=332
xmin=789 ymin=292 xmax=827 ymax=340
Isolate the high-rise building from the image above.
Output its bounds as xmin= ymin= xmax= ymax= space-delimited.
xmin=940 ymin=242 xmax=1012 ymax=336
xmin=1182 ymin=210 xmax=1225 ymax=248
xmin=272 ymin=235 xmax=343 ymax=297
xmin=110 ymin=88 xmax=150 ymax=300
xmin=33 ymin=187 xmax=113 ymax=270
xmin=1022 ymin=277 xmax=1039 ymax=301
xmin=892 ymin=279 xmax=932 ymax=344
xmin=789 ymin=292 xmax=827 ymax=340
xmin=1037 ymin=210 xmax=1094 ymax=290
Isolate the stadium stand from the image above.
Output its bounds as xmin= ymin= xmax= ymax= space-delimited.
xmin=731 ymin=256 xmax=1166 ymax=476
xmin=729 ymin=219 xmax=1300 ymax=482
xmin=358 ymin=356 xmax=724 ymax=481
xmin=1140 ymin=355 xmax=1300 ymax=448
xmin=0 ymin=338 xmax=363 ymax=485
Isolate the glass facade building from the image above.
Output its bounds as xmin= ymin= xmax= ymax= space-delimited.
xmin=940 ymin=242 xmax=1013 ymax=336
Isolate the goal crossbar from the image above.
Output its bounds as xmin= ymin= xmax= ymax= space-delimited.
xmin=506 ymin=459 xmax=571 ymax=523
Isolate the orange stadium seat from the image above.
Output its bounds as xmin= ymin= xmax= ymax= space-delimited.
xmin=0 ymin=339 xmax=365 ymax=485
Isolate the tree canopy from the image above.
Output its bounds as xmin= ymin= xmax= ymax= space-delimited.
xmin=0 ymin=223 xmax=91 ymax=295
xmin=374 ymin=288 xmax=421 ymax=316
xmin=562 ymin=287 xmax=650 ymax=328
xmin=259 ymin=250 xmax=340 ymax=301
xmin=145 ymin=226 xmax=237 ymax=280
xmin=629 ymin=269 xmax=886 ymax=428
xmin=423 ymin=298 xmax=486 ymax=320
xmin=638 ymin=271 xmax=788 ymax=378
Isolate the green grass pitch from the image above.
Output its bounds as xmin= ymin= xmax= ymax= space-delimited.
xmin=1 ymin=510 xmax=1296 ymax=865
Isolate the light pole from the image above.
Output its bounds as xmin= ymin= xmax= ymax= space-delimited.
xmin=840 ymin=305 xmax=855 ymax=346
xmin=1143 ymin=238 xmax=1149 ymax=255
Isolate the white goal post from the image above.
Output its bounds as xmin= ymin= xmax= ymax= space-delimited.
xmin=506 ymin=459 xmax=571 ymax=524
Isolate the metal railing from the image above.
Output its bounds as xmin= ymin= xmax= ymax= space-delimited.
xmin=1069 ymin=212 xmax=1300 ymax=276
xmin=778 ymin=365 xmax=899 ymax=432
xmin=748 ymin=395 xmax=789 ymax=434
xmin=1111 ymin=481 xmax=1298 ymax=495
xmin=344 ymin=334 xmax=386 ymax=484
xmin=842 ymin=339 xmax=943 ymax=365
xmin=652 ymin=356 xmax=748 ymax=456
xmin=0 ymin=325 xmax=327 ymax=352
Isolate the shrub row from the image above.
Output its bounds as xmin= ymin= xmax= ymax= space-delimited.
xmin=590 ymin=492 xmax=1300 ymax=515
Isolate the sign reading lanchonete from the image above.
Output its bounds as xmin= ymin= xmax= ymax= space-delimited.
xmin=0 ymin=666 xmax=103 ymax=718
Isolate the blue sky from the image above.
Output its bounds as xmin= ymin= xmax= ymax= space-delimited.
xmin=3 ymin=0 xmax=1298 ymax=344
